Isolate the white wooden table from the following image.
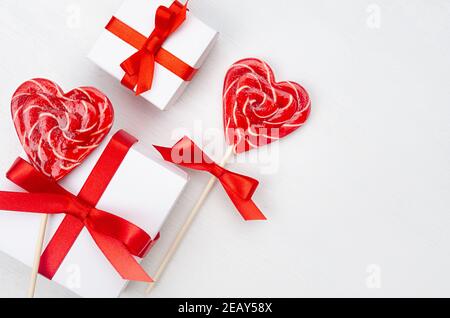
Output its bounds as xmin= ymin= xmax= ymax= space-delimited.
xmin=0 ymin=0 xmax=449 ymax=298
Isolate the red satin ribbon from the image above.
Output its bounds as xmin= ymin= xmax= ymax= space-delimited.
xmin=0 ymin=130 xmax=156 ymax=282
xmin=154 ymin=137 xmax=267 ymax=221
xmin=105 ymin=0 xmax=197 ymax=95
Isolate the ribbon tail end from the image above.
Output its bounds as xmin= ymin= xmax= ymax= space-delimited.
xmin=135 ymin=83 xmax=152 ymax=96
xmin=123 ymin=272 xmax=154 ymax=283
xmin=236 ymin=200 xmax=267 ymax=222
xmin=244 ymin=214 xmax=267 ymax=221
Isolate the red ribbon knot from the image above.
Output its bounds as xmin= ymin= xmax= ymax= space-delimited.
xmin=0 ymin=130 xmax=157 ymax=283
xmin=106 ymin=1 xmax=196 ymax=95
xmin=65 ymin=195 xmax=93 ymax=221
xmin=154 ymin=137 xmax=266 ymax=221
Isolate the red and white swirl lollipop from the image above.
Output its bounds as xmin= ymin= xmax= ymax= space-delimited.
xmin=12 ymin=78 xmax=114 ymax=180
xmin=224 ymin=58 xmax=311 ymax=153
xmin=11 ymin=78 xmax=114 ymax=297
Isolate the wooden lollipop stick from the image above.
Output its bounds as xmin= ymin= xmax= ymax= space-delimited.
xmin=146 ymin=146 xmax=234 ymax=294
xmin=27 ymin=214 xmax=48 ymax=298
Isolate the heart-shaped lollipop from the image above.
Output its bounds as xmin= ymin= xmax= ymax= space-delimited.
xmin=145 ymin=58 xmax=312 ymax=292
xmin=223 ymin=58 xmax=311 ymax=153
xmin=11 ymin=79 xmax=114 ymax=181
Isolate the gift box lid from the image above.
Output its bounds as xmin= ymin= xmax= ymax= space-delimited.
xmin=0 ymin=132 xmax=188 ymax=297
xmin=88 ymin=0 xmax=218 ymax=110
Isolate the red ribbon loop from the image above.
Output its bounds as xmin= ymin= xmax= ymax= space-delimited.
xmin=154 ymin=137 xmax=267 ymax=221
xmin=106 ymin=0 xmax=196 ymax=95
xmin=0 ymin=130 xmax=156 ymax=282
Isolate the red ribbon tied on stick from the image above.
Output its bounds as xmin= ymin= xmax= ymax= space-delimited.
xmin=154 ymin=137 xmax=267 ymax=221
xmin=0 ymin=130 xmax=156 ymax=282
xmin=106 ymin=0 xmax=196 ymax=95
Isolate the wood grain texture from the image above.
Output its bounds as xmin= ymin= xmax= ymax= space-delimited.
xmin=0 ymin=0 xmax=450 ymax=297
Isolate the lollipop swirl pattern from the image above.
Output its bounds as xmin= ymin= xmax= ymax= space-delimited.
xmin=11 ymin=79 xmax=114 ymax=180
xmin=223 ymin=58 xmax=311 ymax=153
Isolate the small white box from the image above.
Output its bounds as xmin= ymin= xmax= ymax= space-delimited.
xmin=88 ymin=0 xmax=218 ymax=110
xmin=0 ymin=132 xmax=188 ymax=298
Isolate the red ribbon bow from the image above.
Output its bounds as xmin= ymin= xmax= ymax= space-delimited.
xmin=0 ymin=130 xmax=156 ymax=282
xmin=154 ymin=137 xmax=267 ymax=221
xmin=106 ymin=0 xmax=196 ymax=95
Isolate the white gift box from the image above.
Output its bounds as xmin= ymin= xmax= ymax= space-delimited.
xmin=0 ymin=132 xmax=188 ymax=298
xmin=88 ymin=0 xmax=218 ymax=110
